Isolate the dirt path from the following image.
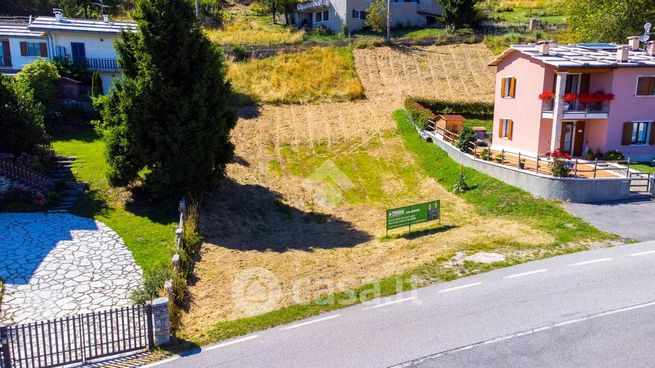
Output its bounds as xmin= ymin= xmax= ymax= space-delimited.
xmin=179 ymin=44 xmax=545 ymax=341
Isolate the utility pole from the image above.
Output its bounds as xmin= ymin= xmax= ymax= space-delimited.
xmin=386 ymin=0 xmax=390 ymax=41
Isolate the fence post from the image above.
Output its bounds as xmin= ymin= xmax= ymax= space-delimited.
xmin=627 ymin=158 xmax=631 ymax=177
xmin=593 ymin=159 xmax=598 ymax=178
xmin=501 ymin=149 xmax=505 ymax=164
xmin=574 ymin=159 xmax=578 ymax=177
xmin=150 ymin=298 xmax=171 ymax=347
xmin=145 ymin=302 xmax=155 ymax=349
xmin=518 ymin=152 xmax=521 ymax=169
xmin=536 ymin=156 xmax=540 ymax=174
xmin=0 ymin=326 xmax=11 ymax=368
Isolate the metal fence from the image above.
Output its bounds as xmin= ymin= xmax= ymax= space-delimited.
xmin=0 ymin=305 xmax=152 ymax=368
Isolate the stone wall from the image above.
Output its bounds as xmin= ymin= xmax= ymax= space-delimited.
xmin=427 ymin=132 xmax=635 ymax=203
xmin=151 ymin=297 xmax=171 ymax=346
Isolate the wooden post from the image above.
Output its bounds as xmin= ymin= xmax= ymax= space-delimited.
xmin=518 ymin=151 xmax=521 ymax=169
xmin=627 ymin=158 xmax=631 ymax=178
xmin=536 ymin=156 xmax=540 ymax=174
xmin=593 ymin=158 xmax=598 ymax=178
xmin=574 ymin=159 xmax=578 ymax=177
xmin=501 ymin=149 xmax=505 ymax=164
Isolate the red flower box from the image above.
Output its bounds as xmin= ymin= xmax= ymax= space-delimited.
xmin=539 ymin=91 xmax=555 ymax=100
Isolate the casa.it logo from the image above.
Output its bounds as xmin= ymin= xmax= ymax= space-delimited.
xmin=231 ymin=268 xmax=282 ymax=317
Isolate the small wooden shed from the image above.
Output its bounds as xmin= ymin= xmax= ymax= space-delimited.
xmin=435 ymin=114 xmax=466 ymax=134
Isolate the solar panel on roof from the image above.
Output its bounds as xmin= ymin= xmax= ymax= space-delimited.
xmin=577 ymin=43 xmax=617 ymax=51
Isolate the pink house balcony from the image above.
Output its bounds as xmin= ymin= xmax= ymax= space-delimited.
xmin=541 ymin=100 xmax=610 ymax=120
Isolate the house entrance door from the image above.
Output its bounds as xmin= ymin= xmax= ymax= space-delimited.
xmin=560 ymin=121 xmax=586 ymax=156
xmin=561 ymin=122 xmax=574 ymax=154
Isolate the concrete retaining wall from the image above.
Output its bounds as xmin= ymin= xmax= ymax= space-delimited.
xmin=428 ymin=132 xmax=633 ymax=203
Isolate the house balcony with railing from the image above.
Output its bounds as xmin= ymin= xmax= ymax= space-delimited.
xmin=541 ymin=93 xmax=613 ymax=120
xmin=55 ymin=56 xmax=119 ymax=71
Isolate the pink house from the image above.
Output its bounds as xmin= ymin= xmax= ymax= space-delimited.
xmin=488 ymin=39 xmax=655 ymax=161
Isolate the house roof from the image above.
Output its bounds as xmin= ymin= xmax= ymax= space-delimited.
xmin=297 ymin=0 xmax=329 ymax=12
xmin=436 ymin=114 xmax=466 ymax=121
xmin=29 ymin=16 xmax=137 ymax=35
xmin=489 ymin=43 xmax=655 ymax=69
xmin=0 ymin=23 xmax=44 ymax=38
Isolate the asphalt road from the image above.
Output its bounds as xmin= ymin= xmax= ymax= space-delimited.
xmin=150 ymin=241 xmax=655 ymax=368
xmin=565 ymin=199 xmax=655 ymax=241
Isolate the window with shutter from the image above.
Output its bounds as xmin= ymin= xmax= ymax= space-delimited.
xmin=500 ymin=77 xmax=516 ymax=98
xmin=499 ymin=119 xmax=512 ymax=139
xmin=622 ymin=123 xmax=634 ymax=145
xmin=20 ymin=41 xmax=27 ymax=56
xmin=40 ymin=43 xmax=47 ymax=57
xmin=636 ymin=76 xmax=655 ymax=96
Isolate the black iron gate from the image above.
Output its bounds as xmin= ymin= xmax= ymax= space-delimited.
xmin=0 ymin=305 xmax=153 ymax=368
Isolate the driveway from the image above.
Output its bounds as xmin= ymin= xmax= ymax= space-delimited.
xmin=0 ymin=213 xmax=143 ymax=324
xmin=565 ymin=199 xmax=655 ymax=241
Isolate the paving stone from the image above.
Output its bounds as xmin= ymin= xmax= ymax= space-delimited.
xmin=0 ymin=213 xmax=144 ymax=324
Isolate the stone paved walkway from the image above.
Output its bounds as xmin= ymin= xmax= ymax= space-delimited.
xmin=0 ymin=213 xmax=143 ymax=324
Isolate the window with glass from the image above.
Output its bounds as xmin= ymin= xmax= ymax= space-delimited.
xmin=315 ymin=10 xmax=329 ymax=23
xmin=26 ymin=42 xmax=41 ymax=56
xmin=632 ymin=122 xmax=650 ymax=144
xmin=499 ymin=119 xmax=513 ymax=139
xmin=501 ymin=77 xmax=516 ymax=98
xmin=636 ymin=76 xmax=655 ymax=96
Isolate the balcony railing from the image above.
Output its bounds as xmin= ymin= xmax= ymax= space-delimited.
xmin=542 ymin=100 xmax=610 ymax=119
xmin=74 ymin=58 xmax=120 ymax=71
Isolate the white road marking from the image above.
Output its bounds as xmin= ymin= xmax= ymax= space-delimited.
xmin=438 ymin=282 xmax=483 ymax=293
xmin=571 ymin=257 xmax=613 ymax=266
xmin=503 ymin=269 xmax=548 ymax=279
xmin=630 ymin=250 xmax=655 ymax=257
xmin=391 ymin=300 xmax=655 ymax=367
xmin=203 ymin=335 xmax=259 ymax=352
xmin=141 ymin=356 xmax=180 ymax=367
xmin=279 ymin=314 xmax=341 ymax=331
xmin=363 ymin=296 xmax=416 ymax=310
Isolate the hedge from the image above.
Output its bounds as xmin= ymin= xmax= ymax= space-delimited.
xmin=405 ymin=97 xmax=494 ymax=117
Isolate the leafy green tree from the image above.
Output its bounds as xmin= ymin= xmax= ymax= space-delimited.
xmin=91 ymin=71 xmax=104 ymax=97
xmin=0 ymin=76 xmax=45 ymax=154
xmin=365 ymin=0 xmax=388 ymax=35
xmin=100 ymin=0 xmax=237 ymax=199
xmin=440 ymin=0 xmax=481 ymax=30
xmin=14 ymin=59 xmax=60 ymax=111
xmin=564 ymin=0 xmax=655 ymax=43
xmin=456 ymin=125 xmax=476 ymax=152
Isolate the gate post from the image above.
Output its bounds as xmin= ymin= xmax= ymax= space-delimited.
xmin=148 ymin=298 xmax=171 ymax=347
xmin=0 ymin=325 xmax=12 ymax=368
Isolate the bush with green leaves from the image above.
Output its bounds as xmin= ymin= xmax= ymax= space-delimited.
xmin=452 ymin=165 xmax=470 ymax=193
xmin=604 ymin=150 xmax=624 ymax=161
xmin=100 ymin=0 xmax=237 ymax=199
xmin=440 ymin=0 xmax=482 ymax=31
xmin=456 ymin=125 xmax=476 ymax=152
xmin=0 ymin=76 xmax=45 ymax=154
xmin=480 ymin=148 xmax=491 ymax=161
xmin=404 ymin=99 xmax=436 ymax=130
xmin=14 ymin=59 xmax=60 ymax=111
xmin=406 ymin=97 xmax=494 ymax=116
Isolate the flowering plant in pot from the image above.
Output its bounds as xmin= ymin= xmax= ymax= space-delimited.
xmin=545 ymin=149 xmax=571 ymax=177
xmin=538 ymin=91 xmax=555 ymax=100
xmin=562 ymin=93 xmax=578 ymax=102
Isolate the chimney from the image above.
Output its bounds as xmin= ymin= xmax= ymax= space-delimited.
xmin=647 ymin=41 xmax=655 ymax=57
xmin=537 ymin=41 xmax=550 ymax=56
xmin=103 ymin=14 xmax=109 ymax=23
xmin=617 ymin=45 xmax=629 ymax=62
xmin=628 ymin=36 xmax=641 ymax=50
xmin=53 ymin=8 xmax=63 ymax=22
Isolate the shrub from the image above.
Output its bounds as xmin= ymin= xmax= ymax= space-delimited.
xmin=604 ymin=150 xmax=624 ymax=161
xmin=404 ymin=99 xmax=437 ymax=129
xmin=130 ymin=266 xmax=172 ymax=304
xmin=480 ymin=148 xmax=491 ymax=160
xmin=452 ymin=165 xmax=470 ymax=193
xmin=546 ymin=149 xmax=571 ymax=177
xmin=14 ymin=59 xmax=60 ymax=110
xmin=0 ymin=76 xmax=45 ymax=154
xmin=456 ymin=125 xmax=476 ymax=152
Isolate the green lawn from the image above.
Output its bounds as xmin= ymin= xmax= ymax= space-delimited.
xmin=52 ymin=127 xmax=175 ymax=274
xmin=632 ymin=163 xmax=655 ymax=174
xmin=394 ymin=110 xmax=612 ymax=245
xmin=488 ymin=7 xmax=566 ymax=25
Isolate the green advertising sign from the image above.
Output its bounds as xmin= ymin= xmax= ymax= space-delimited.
xmin=386 ymin=200 xmax=441 ymax=231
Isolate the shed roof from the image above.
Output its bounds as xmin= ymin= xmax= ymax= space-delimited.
xmin=29 ymin=16 xmax=137 ymax=35
xmin=489 ymin=43 xmax=655 ymax=69
xmin=436 ymin=114 xmax=466 ymax=121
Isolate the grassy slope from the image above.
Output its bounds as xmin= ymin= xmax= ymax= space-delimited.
xmin=52 ymin=128 xmax=175 ymax=274
xmin=198 ymin=111 xmax=614 ymax=346
xmin=632 ymin=163 xmax=655 ymax=174
xmin=228 ymin=47 xmax=364 ymax=104
xmin=395 ymin=110 xmax=610 ymax=244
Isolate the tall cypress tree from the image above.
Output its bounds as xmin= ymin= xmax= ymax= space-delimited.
xmin=101 ymin=0 xmax=236 ymax=199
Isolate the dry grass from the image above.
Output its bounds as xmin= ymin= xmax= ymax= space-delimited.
xmin=228 ymin=47 xmax=365 ymax=104
xmin=498 ymin=0 xmax=559 ymax=9
xmin=176 ymin=44 xmax=522 ymax=341
xmin=204 ymin=10 xmax=303 ymax=46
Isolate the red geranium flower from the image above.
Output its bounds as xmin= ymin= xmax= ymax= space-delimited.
xmin=563 ymin=93 xmax=578 ymax=102
xmin=539 ymin=91 xmax=555 ymax=100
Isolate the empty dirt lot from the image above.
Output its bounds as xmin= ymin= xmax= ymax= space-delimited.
xmin=178 ymin=44 xmax=542 ymax=341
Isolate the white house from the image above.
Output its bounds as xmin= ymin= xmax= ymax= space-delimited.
xmin=0 ymin=10 xmax=136 ymax=94
xmin=293 ymin=0 xmax=443 ymax=33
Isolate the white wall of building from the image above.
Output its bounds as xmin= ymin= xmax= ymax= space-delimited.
xmin=0 ymin=36 xmax=47 ymax=71
xmin=49 ymin=31 xmax=119 ymax=60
